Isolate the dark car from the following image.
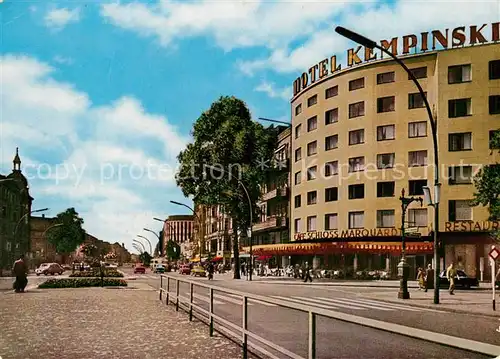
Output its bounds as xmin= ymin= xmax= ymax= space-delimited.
xmin=439 ymin=270 xmax=479 ymax=289
xmin=134 ymin=264 xmax=146 ymax=274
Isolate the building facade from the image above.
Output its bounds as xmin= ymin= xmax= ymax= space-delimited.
xmin=0 ymin=149 xmax=33 ymax=274
xmin=197 ymin=204 xmax=233 ymax=263
xmin=30 ymin=214 xmax=58 ymax=266
xmin=162 ymin=215 xmax=194 ymax=257
xmin=253 ymin=42 xmax=500 ymax=280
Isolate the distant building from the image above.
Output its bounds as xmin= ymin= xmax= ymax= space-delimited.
xmin=30 ymin=214 xmax=58 ymax=266
xmin=162 ymin=215 xmax=194 ymax=256
xmin=0 ymin=148 xmax=33 ymax=274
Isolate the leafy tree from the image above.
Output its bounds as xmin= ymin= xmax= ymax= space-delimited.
xmin=46 ymin=208 xmax=86 ymax=262
xmin=166 ymin=240 xmax=181 ymax=261
xmin=139 ymin=251 xmax=152 ymax=266
xmin=175 ymin=96 xmax=279 ymax=279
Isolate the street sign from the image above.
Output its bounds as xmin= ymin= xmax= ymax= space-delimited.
xmin=405 ymin=227 xmax=419 ymax=233
xmin=489 ymin=247 xmax=500 ymax=261
xmin=405 ymin=232 xmax=421 ymax=238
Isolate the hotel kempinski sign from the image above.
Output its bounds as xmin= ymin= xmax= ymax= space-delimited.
xmin=293 ymin=22 xmax=500 ymax=96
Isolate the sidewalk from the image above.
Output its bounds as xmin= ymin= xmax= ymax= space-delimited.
xmin=0 ymin=286 xmax=244 ymax=359
xmin=362 ymin=289 xmax=500 ymax=318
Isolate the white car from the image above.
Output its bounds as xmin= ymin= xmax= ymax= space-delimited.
xmin=35 ymin=263 xmax=63 ymax=276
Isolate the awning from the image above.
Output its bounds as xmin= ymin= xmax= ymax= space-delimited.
xmin=256 ymin=255 xmax=272 ymax=261
xmin=243 ymin=242 xmax=433 ymax=256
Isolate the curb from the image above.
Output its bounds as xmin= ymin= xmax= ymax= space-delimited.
xmin=253 ymin=281 xmax=492 ymax=290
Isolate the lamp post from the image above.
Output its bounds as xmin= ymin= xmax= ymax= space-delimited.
xmin=133 ymin=239 xmax=146 ymax=253
xmin=143 ymin=228 xmax=160 ymax=256
xmin=205 ymin=165 xmax=254 ymax=281
xmin=399 ymin=189 xmax=423 ymax=299
xmin=12 ymin=207 xmax=48 ymax=263
xmin=154 ymin=217 xmax=177 ymax=259
xmin=335 ymin=26 xmax=441 ymax=304
xmin=133 ymin=244 xmax=143 ymax=255
xmin=136 ymin=235 xmax=153 ymax=255
xmin=170 ymin=201 xmax=203 ymax=258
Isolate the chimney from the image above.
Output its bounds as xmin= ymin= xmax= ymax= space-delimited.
xmin=42 ymin=214 xmax=45 ymax=218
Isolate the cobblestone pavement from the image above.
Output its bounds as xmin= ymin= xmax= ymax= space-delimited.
xmin=0 ymin=287 xmax=244 ymax=359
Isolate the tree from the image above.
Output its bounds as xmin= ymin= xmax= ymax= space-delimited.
xmin=175 ymin=96 xmax=279 ymax=279
xmin=139 ymin=252 xmax=152 ymax=266
xmin=166 ymin=240 xmax=181 ymax=261
xmin=46 ymin=208 xmax=86 ymax=262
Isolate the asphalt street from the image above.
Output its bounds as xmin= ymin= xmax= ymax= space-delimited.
xmin=124 ymin=269 xmax=497 ymax=359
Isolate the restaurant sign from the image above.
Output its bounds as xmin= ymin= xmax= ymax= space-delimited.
xmin=293 ymin=22 xmax=500 ymax=97
xmin=445 ymin=221 xmax=500 ymax=232
xmin=294 ymin=228 xmax=400 ymax=241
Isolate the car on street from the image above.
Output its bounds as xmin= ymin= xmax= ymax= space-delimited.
xmin=154 ymin=264 xmax=165 ymax=274
xmin=134 ymin=264 xmax=146 ymax=274
xmin=36 ymin=263 xmax=64 ymax=276
xmin=191 ymin=265 xmax=206 ymax=277
xmin=438 ymin=269 xmax=479 ymax=289
xmin=179 ymin=265 xmax=191 ymax=275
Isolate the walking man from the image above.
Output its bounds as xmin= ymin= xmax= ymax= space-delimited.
xmin=424 ymin=263 xmax=434 ymax=292
xmin=303 ymin=262 xmax=313 ymax=283
xmin=446 ymin=262 xmax=457 ymax=295
xmin=12 ymin=254 xmax=28 ymax=293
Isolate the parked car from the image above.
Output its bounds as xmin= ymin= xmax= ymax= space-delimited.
xmin=439 ymin=270 xmax=479 ymax=289
xmin=36 ymin=263 xmax=63 ymax=276
xmin=179 ymin=265 xmax=191 ymax=275
xmin=154 ymin=264 xmax=165 ymax=274
xmin=191 ymin=265 xmax=206 ymax=277
xmin=134 ymin=264 xmax=146 ymax=274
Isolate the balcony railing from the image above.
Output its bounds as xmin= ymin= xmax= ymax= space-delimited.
xmin=261 ymin=186 xmax=288 ymax=201
xmin=252 ymin=216 xmax=288 ymax=232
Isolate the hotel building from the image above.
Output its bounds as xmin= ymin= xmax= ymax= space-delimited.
xmin=253 ymin=42 xmax=500 ymax=280
xmin=162 ymin=215 xmax=194 ymax=257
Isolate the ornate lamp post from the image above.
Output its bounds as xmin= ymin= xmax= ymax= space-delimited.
xmin=399 ymin=189 xmax=423 ymax=299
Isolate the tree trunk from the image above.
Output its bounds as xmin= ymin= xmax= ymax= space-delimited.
xmin=233 ymin=232 xmax=241 ymax=279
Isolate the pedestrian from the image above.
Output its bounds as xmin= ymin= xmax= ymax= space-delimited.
xmin=303 ymin=262 xmax=313 ymax=283
xmin=241 ymin=262 xmax=246 ymax=277
xmin=417 ymin=267 xmax=425 ymax=290
xmin=12 ymin=254 xmax=28 ymax=293
xmin=446 ymin=262 xmax=457 ymax=295
xmin=207 ymin=262 xmax=214 ymax=280
xmin=424 ymin=263 xmax=434 ymax=292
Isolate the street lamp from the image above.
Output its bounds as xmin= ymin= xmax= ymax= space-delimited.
xmin=133 ymin=239 xmax=146 ymax=253
xmin=136 ymin=235 xmax=153 ymax=254
xmin=399 ymin=189 xmax=423 ymax=299
xmin=170 ymin=201 xmax=203 ymax=257
xmin=154 ymin=217 xmax=178 ymax=258
xmin=143 ymin=228 xmax=160 ymax=255
xmin=14 ymin=208 xmax=49 ymax=238
xmin=205 ymin=165 xmax=254 ymax=281
xmin=132 ymin=244 xmax=143 ymax=254
xmin=335 ymin=26 xmax=441 ymax=304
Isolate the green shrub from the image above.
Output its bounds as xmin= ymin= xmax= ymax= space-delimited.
xmin=69 ymin=269 xmax=123 ymax=278
xmin=38 ymin=278 xmax=127 ymax=289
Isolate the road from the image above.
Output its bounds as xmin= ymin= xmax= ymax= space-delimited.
xmin=123 ymin=268 xmax=497 ymax=359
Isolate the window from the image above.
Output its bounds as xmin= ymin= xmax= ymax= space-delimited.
xmin=307 ymin=191 xmax=317 ymax=205
xmin=307 ymin=141 xmax=317 ymax=156
xmin=377 ymin=182 xmax=395 ymax=197
xmin=449 ymin=132 xmax=472 ymax=151
xmin=408 ymin=121 xmax=427 ymax=138
xmin=307 ymin=166 xmax=317 ymax=181
xmin=307 ymin=116 xmax=318 ymax=131
xmin=294 ymin=195 xmax=301 ymax=208
xmin=325 ymin=187 xmax=338 ymax=202
xmin=409 ymin=67 xmax=427 ymax=79
xmin=377 ymin=96 xmax=395 ymax=113
xmin=349 ymin=101 xmax=365 ymax=118
xmin=408 ymin=208 xmax=427 ymax=227
xmin=349 ymin=78 xmax=365 ymax=91
xmin=348 ymin=211 xmax=364 ymax=229
xmin=308 ymin=95 xmax=318 ymax=107
xmin=377 ymin=153 xmax=395 ymax=169
xmin=348 ymin=157 xmax=365 ymax=172
xmin=325 ymin=108 xmax=338 ymax=125
xmin=490 ymin=130 xmax=500 ymax=149
xmin=377 ymin=71 xmax=395 ymax=84
xmin=408 ymin=150 xmax=428 ymax=166
xmin=409 ymin=179 xmax=427 ymax=195
xmin=409 ymin=92 xmax=427 ymax=109
xmin=307 ymin=216 xmax=317 ymax=232
xmin=295 ymin=124 xmax=301 ymax=139
xmin=348 ymin=184 xmax=364 ymax=199
xmin=377 ymin=210 xmax=395 ymax=228
xmin=377 ymin=125 xmax=395 ymax=141
xmin=325 ymin=86 xmax=338 ymax=98
xmin=295 ymin=104 xmax=302 ymax=115
xmin=324 ymin=161 xmax=338 ymax=177
xmin=448 ymin=64 xmax=472 ymax=84
xmin=349 ymin=129 xmax=364 ymax=145
xmin=325 ymin=135 xmax=338 ymax=150
xmin=295 ymin=148 xmax=302 ymax=162
xmin=448 ymin=98 xmax=472 ymax=117
xmin=449 ymin=166 xmax=473 ymax=184
xmin=489 ymin=60 xmax=500 ymax=80
xmin=449 ymin=200 xmax=472 ymax=221
xmin=294 ymin=218 xmax=302 ymax=233
xmin=294 ymin=171 xmax=301 ymax=185
xmin=490 ymin=96 xmax=500 ymax=115
xmin=325 ymin=214 xmax=338 ymax=230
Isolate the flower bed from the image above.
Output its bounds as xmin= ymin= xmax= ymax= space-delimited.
xmin=69 ymin=269 xmax=124 ymax=278
xmin=39 ymin=278 xmax=127 ymax=289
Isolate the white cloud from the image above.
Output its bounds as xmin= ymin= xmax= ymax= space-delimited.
xmin=255 ymin=81 xmax=291 ymax=101
xmin=44 ymin=7 xmax=81 ymax=30
xmin=53 ymin=55 xmax=73 ymax=65
xmin=0 ymin=55 xmax=188 ymax=253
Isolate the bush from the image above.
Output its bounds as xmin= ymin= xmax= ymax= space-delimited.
xmin=69 ymin=269 xmax=123 ymax=278
xmin=39 ymin=278 xmax=127 ymax=289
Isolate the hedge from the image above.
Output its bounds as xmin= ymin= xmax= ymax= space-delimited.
xmin=69 ymin=269 xmax=124 ymax=278
xmin=38 ymin=278 xmax=127 ymax=289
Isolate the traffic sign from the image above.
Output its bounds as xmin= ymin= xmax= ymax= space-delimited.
xmin=489 ymin=247 xmax=500 ymax=261
xmin=405 ymin=227 xmax=419 ymax=233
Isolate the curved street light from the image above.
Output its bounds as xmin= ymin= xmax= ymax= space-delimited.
xmin=334 ymin=26 xmax=441 ymax=304
xmin=132 ymin=243 xmax=143 ymax=254
xmin=154 ymin=217 xmax=179 ymax=259
xmin=136 ymin=234 xmax=153 ymax=254
xmin=133 ymin=239 xmax=146 ymax=253
xmin=169 ymin=201 xmax=203 ymax=257
xmin=14 ymin=208 xmax=49 ymax=238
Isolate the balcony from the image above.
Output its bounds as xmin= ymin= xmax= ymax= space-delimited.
xmin=252 ymin=216 xmax=288 ymax=233
xmin=261 ymin=187 xmax=288 ymax=202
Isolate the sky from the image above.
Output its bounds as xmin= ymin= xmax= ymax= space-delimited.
xmin=1 ymin=0 xmax=498 ymax=254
